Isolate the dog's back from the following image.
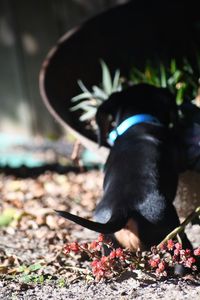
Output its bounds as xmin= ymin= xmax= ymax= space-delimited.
xmin=95 ymin=123 xmax=181 ymax=249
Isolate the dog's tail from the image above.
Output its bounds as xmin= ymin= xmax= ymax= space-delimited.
xmin=55 ymin=210 xmax=126 ymax=234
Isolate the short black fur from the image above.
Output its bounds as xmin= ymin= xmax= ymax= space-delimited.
xmin=57 ymin=84 xmax=191 ymax=249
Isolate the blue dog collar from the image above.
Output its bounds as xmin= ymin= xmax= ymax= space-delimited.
xmin=108 ymin=114 xmax=161 ymax=145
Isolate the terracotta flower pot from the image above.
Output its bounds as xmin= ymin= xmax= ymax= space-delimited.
xmin=39 ymin=0 xmax=199 ymax=162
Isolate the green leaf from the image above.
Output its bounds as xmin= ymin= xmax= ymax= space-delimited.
xmin=131 ymin=68 xmax=147 ymax=82
xmin=29 ymin=263 xmax=42 ymax=272
xmin=34 ymin=275 xmax=44 ymax=284
xmin=112 ymin=69 xmax=121 ymax=92
xmin=176 ymin=84 xmax=186 ymax=105
xmin=71 ymin=92 xmax=93 ymax=102
xmin=100 ymin=60 xmax=113 ymax=95
xmin=0 ymin=208 xmax=17 ymax=227
xmin=160 ymin=64 xmax=167 ymax=87
xmin=21 ymin=274 xmax=32 ymax=283
xmin=18 ymin=265 xmax=27 ymax=273
xmin=58 ymin=277 xmax=66 ymax=287
xmin=170 ymin=59 xmax=177 ymax=74
xmin=70 ymin=101 xmax=96 ymax=111
xmin=79 ymin=109 xmax=96 ymax=121
xmin=183 ymin=57 xmax=193 ymax=74
xmin=167 ymin=70 xmax=182 ymax=85
xmin=92 ymin=86 xmax=108 ymax=100
xmin=77 ymin=80 xmax=91 ymax=93
xmin=71 ymin=56 xmax=200 ymax=130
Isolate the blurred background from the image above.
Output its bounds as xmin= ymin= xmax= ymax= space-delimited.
xmin=0 ymin=0 xmax=128 ymax=136
xmin=0 ymin=0 xmax=128 ymax=169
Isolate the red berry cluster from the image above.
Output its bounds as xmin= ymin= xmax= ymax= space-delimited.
xmin=63 ymin=235 xmax=200 ymax=281
xmin=148 ymin=240 xmax=199 ymax=276
xmin=90 ymin=247 xmax=130 ymax=281
xmin=64 ymin=234 xmax=134 ymax=281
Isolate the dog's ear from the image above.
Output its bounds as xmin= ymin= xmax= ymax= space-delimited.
xmin=95 ymin=104 xmax=112 ymax=147
xmin=95 ymin=93 xmax=120 ymax=146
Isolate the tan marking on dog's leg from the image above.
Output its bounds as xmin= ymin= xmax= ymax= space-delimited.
xmin=114 ymin=219 xmax=142 ymax=251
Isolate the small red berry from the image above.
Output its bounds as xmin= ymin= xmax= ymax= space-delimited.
xmin=101 ymin=256 xmax=108 ymax=265
xmin=149 ymin=259 xmax=158 ymax=268
xmin=158 ymin=261 xmax=166 ymax=272
xmin=109 ymin=250 xmax=116 ymax=259
xmin=167 ymin=240 xmax=174 ymax=251
xmin=149 ymin=257 xmax=160 ymax=268
xmin=185 ymin=256 xmax=196 ymax=268
xmin=175 ymin=242 xmax=182 ymax=251
xmin=188 ymin=257 xmax=196 ymax=264
xmin=91 ymin=260 xmax=99 ymax=267
xmin=185 ymin=249 xmax=191 ymax=257
xmin=173 ymin=249 xmax=180 ymax=256
xmin=115 ymin=248 xmax=124 ymax=258
xmin=64 ymin=245 xmax=71 ymax=254
xmin=69 ymin=242 xmax=79 ymax=253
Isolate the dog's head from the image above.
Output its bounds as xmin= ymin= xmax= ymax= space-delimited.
xmin=96 ymin=83 xmax=177 ymax=146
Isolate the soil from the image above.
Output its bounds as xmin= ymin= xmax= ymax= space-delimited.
xmin=0 ymin=169 xmax=200 ymax=299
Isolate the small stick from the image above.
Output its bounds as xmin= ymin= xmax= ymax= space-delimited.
xmin=71 ymin=140 xmax=83 ymax=170
xmin=158 ymin=206 xmax=200 ymax=248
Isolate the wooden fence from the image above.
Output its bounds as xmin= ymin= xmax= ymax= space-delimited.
xmin=0 ymin=0 xmax=127 ymax=137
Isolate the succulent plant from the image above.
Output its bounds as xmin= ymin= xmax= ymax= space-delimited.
xmin=130 ymin=58 xmax=200 ymax=106
xmin=71 ymin=58 xmax=200 ymax=130
xmin=71 ymin=60 xmax=122 ymax=126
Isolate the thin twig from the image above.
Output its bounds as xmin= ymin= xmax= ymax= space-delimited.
xmin=71 ymin=140 xmax=83 ymax=169
xmin=158 ymin=206 xmax=200 ymax=248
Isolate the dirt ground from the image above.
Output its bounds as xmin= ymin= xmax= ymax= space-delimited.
xmin=0 ymin=169 xmax=200 ymax=300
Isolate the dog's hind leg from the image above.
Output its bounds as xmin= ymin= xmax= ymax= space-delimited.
xmin=114 ymin=219 xmax=143 ymax=251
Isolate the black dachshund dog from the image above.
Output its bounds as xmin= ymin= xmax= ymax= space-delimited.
xmin=57 ymin=84 xmax=192 ymax=250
